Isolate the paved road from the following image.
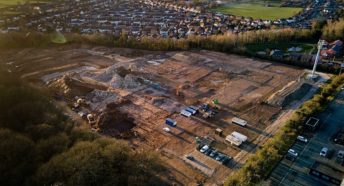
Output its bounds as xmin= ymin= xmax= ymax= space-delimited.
xmin=269 ymin=89 xmax=344 ymax=186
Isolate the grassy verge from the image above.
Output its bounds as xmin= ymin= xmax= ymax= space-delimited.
xmin=225 ymin=74 xmax=344 ymax=186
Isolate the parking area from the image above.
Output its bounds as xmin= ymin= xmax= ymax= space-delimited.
xmin=269 ymin=90 xmax=344 ymax=186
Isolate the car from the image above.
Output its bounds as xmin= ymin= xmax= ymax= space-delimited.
xmin=205 ymin=149 xmax=213 ymax=156
xmin=215 ymin=153 xmax=225 ymax=161
xmin=163 ymin=127 xmax=171 ymax=133
xmin=297 ymin=135 xmax=308 ymax=143
xmin=320 ymin=147 xmax=328 ymax=157
xmin=220 ymin=156 xmax=231 ymax=165
xmin=186 ymin=155 xmax=194 ymax=160
xmin=288 ymin=149 xmax=298 ymax=157
xmin=210 ymin=150 xmax=218 ymax=158
xmin=338 ymin=150 xmax=344 ymax=159
xmin=285 ymin=154 xmax=296 ymax=161
xmin=200 ymin=145 xmax=209 ymax=153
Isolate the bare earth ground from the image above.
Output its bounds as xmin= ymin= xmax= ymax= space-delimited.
xmin=0 ymin=44 xmax=317 ymax=185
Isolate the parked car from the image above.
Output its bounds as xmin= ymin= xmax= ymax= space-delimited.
xmin=220 ymin=156 xmax=231 ymax=165
xmin=205 ymin=149 xmax=213 ymax=156
xmin=215 ymin=153 xmax=225 ymax=161
xmin=186 ymin=155 xmax=194 ymax=160
xmin=338 ymin=150 xmax=344 ymax=159
xmin=200 ymin=145 xmax=209 ymax=153
xmin=163 ymin=127 xmax=171 ymax=133
xmin=297 ymin=135 xmax=308 ymax=143
xmin=320 ymin=147 xmax=328 ymax=157
xmin=288 ymin=149 xmax=298 ymax=157
xmin=210 ymin=150 xmax=218 ymax=158
xmin=336 ymin=150 xmax=344 ymax=164
xmin=286 ymin=154 xmax=296 ymax=161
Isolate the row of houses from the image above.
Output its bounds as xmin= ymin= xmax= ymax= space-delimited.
xmin=256 ymin=40 xmax=343 ymax=67
xmin=0 ymin=0 xmax=341 ymax=38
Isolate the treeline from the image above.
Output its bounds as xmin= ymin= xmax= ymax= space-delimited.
xmin=0 ymin=68 xmax=163 ymax=186
xmin=224 ymin=74 xmax=344 ymax=186
xmin=0 ymin=28 xmax=313 ymax=51
xmin=322 ymin=18 xmax=344 ymax=41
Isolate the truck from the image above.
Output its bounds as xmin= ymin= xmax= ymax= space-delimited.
xmin=232 ymin=117 xmax=247 ymax=127
xmin=231 ymin=131 xmax=247 ymax=142
xmin=225 ymin=135 xmax=242 ymax=146
xmin=180 ymin=109 xmax=192 ymax=117
xmin=165 ymin=118 xmax=177 ymax=127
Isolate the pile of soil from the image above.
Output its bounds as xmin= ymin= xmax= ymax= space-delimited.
xmin=97 ymin=102 xmax=136 ymax=138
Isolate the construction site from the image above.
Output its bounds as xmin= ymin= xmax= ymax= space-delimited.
xmin=0 ymin=45 xmax=318 ymax=185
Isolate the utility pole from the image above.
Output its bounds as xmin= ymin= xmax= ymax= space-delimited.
xmin=311 ymin=39 xmax=325 ymax=79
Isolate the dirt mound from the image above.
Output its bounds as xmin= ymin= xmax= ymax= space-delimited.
xmin=48 ymin=75 xmax=93 ymax=97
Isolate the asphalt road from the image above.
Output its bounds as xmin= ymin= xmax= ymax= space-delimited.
xmin=269 ymin=90 xmax=344 ymax=186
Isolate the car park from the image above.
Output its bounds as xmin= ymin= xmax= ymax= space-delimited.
xmin=320 ymin=147 xmax=328 ymax=157
xmin=297 ymin=135 xmax=308 ymax=143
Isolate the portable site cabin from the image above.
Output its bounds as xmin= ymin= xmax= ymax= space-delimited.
xmin=231 ymin=131 xmax=247 ymax=142
xmin=225 ymin=135 xmax=242 ymax=146
xmin=165 ymin=118 xmax=177 ymax=127
xmin=185 ymin=107 xmax=197 ymax=115
xmin=180 ymin=109 xmax=192 ymax=117
xmin=232 ymin=117 xmax=247 ymax=127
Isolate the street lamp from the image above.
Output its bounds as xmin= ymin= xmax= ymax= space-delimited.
xmin=311 ymin=39 xmax=325 ymax=79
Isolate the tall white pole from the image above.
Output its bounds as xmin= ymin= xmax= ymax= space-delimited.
xmin=312 ymin=40 xmax=324 ymax=78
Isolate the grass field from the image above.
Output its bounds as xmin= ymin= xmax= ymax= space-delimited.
xmin=211 ymin=2 xmax=302 ymax=20
xmin=0 ymin=0 xmax=49 ymax=8
xmin=0 ymin=0 xmax=23 ymax=8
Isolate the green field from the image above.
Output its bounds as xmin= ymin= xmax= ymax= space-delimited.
xmin=211 ymin=2 xmax=302 ymax=20
xmin=0 ymin=0 xmax=23 ymax=8
xmin=245 ymin=42 xmax=316 ymax=54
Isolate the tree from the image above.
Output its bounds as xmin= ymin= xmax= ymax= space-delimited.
xmin=0 ymin=129 xmax=37 ymax=186
xmin=35 ymin=138 xmax=162 ymax=186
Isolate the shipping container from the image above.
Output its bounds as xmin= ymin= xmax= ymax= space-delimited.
xmin=232 ymin=117 xmax=247 ymax=127
xmin=165 ymin=118 xmax=177 ymax=127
